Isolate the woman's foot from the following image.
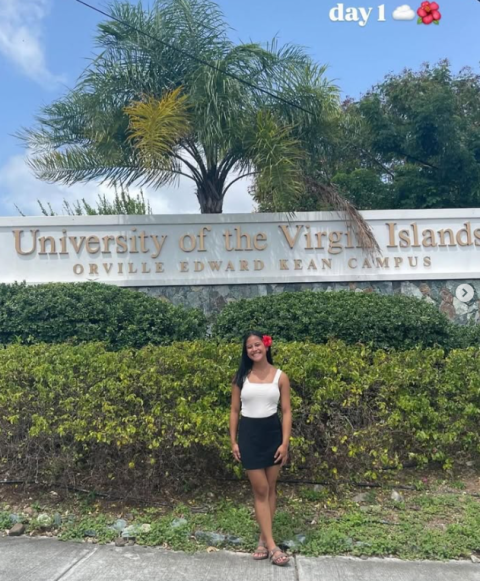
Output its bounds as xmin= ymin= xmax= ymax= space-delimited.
xmin=269 ymin=546 xmax=290 ymax=566
xmin=253 ymin=540 xmax=269 ymax=560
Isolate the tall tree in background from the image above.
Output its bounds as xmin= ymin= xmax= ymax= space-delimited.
xmin=20 ymin=0 xmax=340 ymax=215
xmin=331 ymin=61 xmax=480 ymax=210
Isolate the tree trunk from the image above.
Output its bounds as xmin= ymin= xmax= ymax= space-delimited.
xmin=196 ymin=180 xmax=224 ymax=213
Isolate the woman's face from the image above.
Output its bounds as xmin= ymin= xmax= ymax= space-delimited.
xmin=245 ymin=335 xmax=266 ymax=363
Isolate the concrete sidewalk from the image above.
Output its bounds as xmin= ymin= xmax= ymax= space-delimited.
xmin=0 ymin=537 xmax=479 ymax=581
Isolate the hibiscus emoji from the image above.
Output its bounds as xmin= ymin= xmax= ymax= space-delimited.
xmin=417 ymin=1 xmax=441 ymax=24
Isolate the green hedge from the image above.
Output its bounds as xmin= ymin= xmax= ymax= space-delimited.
xmin=0 ymin=282 xmax=207 ymax=349
xmin=1 ymin=341 xmax=479 ymax=493
xmin=212 ymin=290 xmax=463 ymax=350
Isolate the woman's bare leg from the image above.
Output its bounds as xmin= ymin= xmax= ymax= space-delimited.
xmin=247 ymin=469 xmax=274 ymax=549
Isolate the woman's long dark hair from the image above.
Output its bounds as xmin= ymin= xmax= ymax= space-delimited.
xmin=233 ymin=331 xmax=273 ymax=390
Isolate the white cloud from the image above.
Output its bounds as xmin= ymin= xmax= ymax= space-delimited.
xmin=0 ymin=0 xmax=63 ymax=87
xmin=392 ymin=5 xmax=416 ymax=20
xmin=0 ymin=152 xmax=255 ymax=216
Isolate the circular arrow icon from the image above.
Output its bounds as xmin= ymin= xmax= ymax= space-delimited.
xmin=455 ymin=284 xmax=474 ymax=303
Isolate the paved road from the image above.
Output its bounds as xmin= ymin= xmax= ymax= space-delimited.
xmin=0 ymin=537 xmax=479 ymax=581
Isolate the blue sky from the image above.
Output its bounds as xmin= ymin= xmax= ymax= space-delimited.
xmin=0 ymin=0 xmax=478 ymax=216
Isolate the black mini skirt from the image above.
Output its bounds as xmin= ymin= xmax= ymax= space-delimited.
xmin=238 ymin=413 xmax=283 ymax=470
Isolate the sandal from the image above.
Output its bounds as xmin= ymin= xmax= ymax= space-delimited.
xmin=253 ymin=540 xmax=269 ymax=560
xmin=269 ymin=546 xmax=290 ymax=566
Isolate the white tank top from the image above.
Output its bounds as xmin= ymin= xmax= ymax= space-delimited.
xmin=241 ymin=368 xmax=282 ymax=418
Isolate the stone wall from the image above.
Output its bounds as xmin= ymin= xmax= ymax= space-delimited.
xmin=137 ymin=279 xmax=480 ymax=325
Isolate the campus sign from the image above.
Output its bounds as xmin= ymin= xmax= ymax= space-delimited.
xmin=1 ymin=210 xmax=479 ymax=286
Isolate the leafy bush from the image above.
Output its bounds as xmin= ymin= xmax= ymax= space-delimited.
xmin=0 ymin=282 xmax=206 ymax=349
xmin=212 ymin=290 xmax=460 ymax=350
xmin=1 ymin=341 xmax=479 ymax=493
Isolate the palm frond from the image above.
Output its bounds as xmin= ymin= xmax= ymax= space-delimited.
xmin=125 ymin=88 xmax=190 ymax=166
xmin=304 ymin=177 xmax=381 ymax=256
xmin=28 ymin=145 xmax=180 ymax=190
xmin=242 ymin=111 xmax=304 ymax=208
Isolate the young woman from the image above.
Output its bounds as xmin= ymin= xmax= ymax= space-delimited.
xmin=230 ymin=331 xmax=292 ymax=567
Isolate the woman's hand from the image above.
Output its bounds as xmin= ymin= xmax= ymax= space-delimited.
xmin=274 ymin=444 xmax=289 ymax=466
xmin=231 ymin=443 xmax=241 ymax=462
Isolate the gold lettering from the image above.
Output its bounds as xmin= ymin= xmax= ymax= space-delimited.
xmin=304 ymin=227 xmax=314 ymax=250
xmin=89 ymin=263 xmax=98 ymax=275
xmin=307 ymin=259 xmax=317 ymax=270
xmin=60 ymin=230 xmax=68 ymax=255
xmin=155 ymin=262 xmax=164 ymax=273
xmin=386 ymin=223 xmax=397 ymax=248
xmin=39 ymin=236 xmax=57 ymax=255
xmin=240 ymin=260 xmax=249 ymax=271
xmin=474 ymin=229 xmax=480 ymax=247
xmin=103 ymin=263 xmax=113 ymax=274
xmin=198 ymin=226 xmax=211 ymax=252
xmin=86 ymin=235 xmax=100 ymax=254
xmin=139 ymin=231 xmax=148 ymax=253
xmin=363 ymin=258 xmax=372 ymax=269
xmin=294 ymin=259 xmax=302 ymax=270
xmin=151 ymin=235 xmax=167 ymax=259
xmin=254 ymin=260 xmax=264 ymax=271
xmin=208 ymin=261 xmax=222 ymax=271
xmin=253 ymin=232 xmax=267 ymax=251
xmin=279 ymin=225 xmax=303 ymax=249
xmin=194 ymin=261 xmax=204 ymax=272
xmin=394 ymin=257 xmax=403 ymax=268
xmin=456 ymin=222 xmax=472 ymax=247
xmin=141 ymin=262 xmax=151 ymax=274
xmin=233 ymin=227 xmax=252 ymax=251
xmin=399 ymin=230 xmax=411 ymax=248
xmin=411 ymin=223 xmax=421 ymax=247
xmin=348 ymin=258 xmax=358 ymax=268
xmin=14 ymin=229 xmax=37 ymax=255
xmin=345 ymin=228 xmax=355 ymax=249
xmin=118 ymin=263 xmax=124 ymax=274
xmin=315 ymin=231 xmax=327 ymax=249
xmin=128 ymin=263 xmax=137 ymax=274
xmin=180 ymin=233 xmax=196 ymax=252
xmin=68 ymin=236 xmax=86 ymax=254
xmin=328 ymin=231 xmax=343 ymax=255
xmin=438 ymin=229 xmax=455 ymax=247
xmin=409 ymin=257 xmax=418 ymax=267
xmin=223 ymin=230 xmax=234 ymax=251
xmin=422 ymin=229 xmax=437 ymax=248
xmin=322 ymin=259 xmax=332 ymax=270
xmin=73 ymin=264 xmax=84 ymax=275
xmin=376 ymin=257 xmax=390 ymax=268
xmin=279 ymin=259 xmax=289 ymax=270
xmin=116 ymin=236 xmax=128 ymax=253
xmin=129 ymin=228 xmax=138 ymax=253
xmin=102 ymin=235 xmax=115 ymax=253
xmin=180 ymin=262 xmax=189 ymax=272
xmin=226 ymin=261 xmax=235 ymax=271
xmin=424 ymin=256 xmax=431 ymax=267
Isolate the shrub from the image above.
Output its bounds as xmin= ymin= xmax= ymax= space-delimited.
xmin=0 ymin=282 xmax=207 ymax=349
xmin=212 ymin=290 xmax=458 ymax=350
xmin=1 ymin=341 xmax=479 ymax=493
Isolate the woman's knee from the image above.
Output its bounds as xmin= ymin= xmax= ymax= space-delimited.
xmin=252 ymin=482 xmax=269 ymax=501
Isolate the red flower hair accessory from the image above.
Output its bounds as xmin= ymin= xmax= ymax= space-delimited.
xmin=262 ymin=335 xmax=272 ymax=348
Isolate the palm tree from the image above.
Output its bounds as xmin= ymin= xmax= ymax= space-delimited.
xmin=20 ymin=0 xmax=378 ymax=251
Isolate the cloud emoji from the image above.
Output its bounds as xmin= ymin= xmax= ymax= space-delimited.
xmin=392 ymin=5 xmax=416 ymax=20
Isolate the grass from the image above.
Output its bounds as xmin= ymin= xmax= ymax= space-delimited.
xmin=1 ymin=472 xmax=480 ymax=560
